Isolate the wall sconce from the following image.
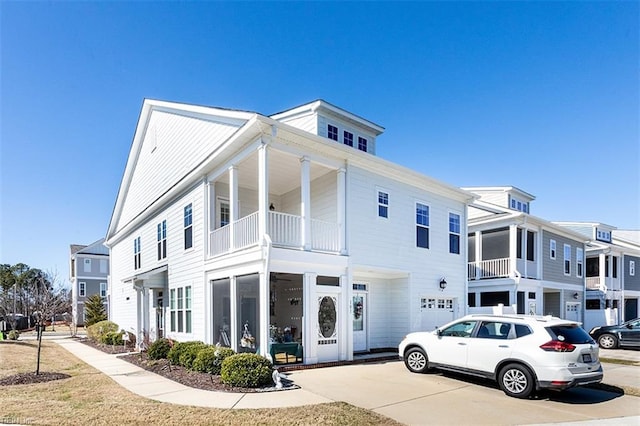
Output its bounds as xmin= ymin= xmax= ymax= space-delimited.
xmin=439 ymin=278 xmax=447 ymax=290
xmin=269 ymin=203 xmax=275 ymax=211
xmin=573 ymin=292 xmax=579 ymax=300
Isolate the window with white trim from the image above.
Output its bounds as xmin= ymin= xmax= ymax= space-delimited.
xmin=328 ymin=124 xmax=338 ymax=141
xmin=184 ymin=204 xmax=193 ymax=249
xmin=550 ymin=239 xmax=556 ymax=259
xmin=157 ymin=220 xmax=167 ymax=260
xmin=170 ymin=286 xmax=192 ymax=333
xmin=416 ymin=203 xmax=429 ymax=249
xmin=564 ymin=244 xmax=571 ymax=275
xmin=358 ymin=136 xmax=367 ymax=152
xmin=378 ymin=190 xmax=389 ymax=218
xmin=449 ymin=213 xmax=460 ymax=254
xmin=343 ymin=130 xmax=353 ymax=147
xmin=576 ymin=248 xmax=583 ymax=278
xmin=630 ymin=260 xmax=635 ymax=276
xmin=79 ymin=282 xmax=86 ymax=297
xmin=100 ymin=282 xmax=107 ymax=298
xmin=133 ymin=237 xmax=141 ymax=270
xmin=83 ymin=258 xmax=91 ymax=273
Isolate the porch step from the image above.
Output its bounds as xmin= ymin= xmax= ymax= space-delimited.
xmin=277 ymin=351 xmax=399 ymax=373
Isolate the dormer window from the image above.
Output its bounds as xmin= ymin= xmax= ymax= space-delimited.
xmin=328 ymin=124 xmax=338 ymax=141
xmin=358 ymin=137 xmax=367 ymax=152
xmin=509 ymin=195 xmax=529 ymax=213
xmin=343 ymin=130 xmax=353 ymax=147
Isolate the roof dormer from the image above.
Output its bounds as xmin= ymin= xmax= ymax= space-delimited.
xmin=461 ymin=186 xmax=535 ymax=214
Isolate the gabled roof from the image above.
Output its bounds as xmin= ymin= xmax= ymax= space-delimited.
xmin=71 ymin=238 xmax=108 ymax=256
xmin=461 ymin=186 xmax=536 ymax=202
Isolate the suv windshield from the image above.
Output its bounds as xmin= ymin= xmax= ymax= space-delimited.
xmin=546 ymin=325 xmax=594 ymax=344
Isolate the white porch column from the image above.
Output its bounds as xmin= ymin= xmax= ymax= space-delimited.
xmin=134 ymin=283 xmax=143 ymax=350
xmin=509 ymin=225 xmax=518 ymax=277
xmin=229 ymin=276 xmax=238 ymax=351
xmin=207 ymin=182 xmax=215 ymax=257
xmin=474 ymin=231 xmax=481 ymax=280
xmin=258 ymin=142 xmax=269 ymax=242
xmin=229 ymin=165 xmax=238 ymax=250
xmin=300 ymin=157 xmax=311 ymax=250
xmin=258 ymin=271 xmax=269 ymax=358
xmin=599 ymin=253 xmax=606 ymax=291
xmin=337 ymin=168 xmax=346 ymax=254
xmin=303 ymin=272 xmax=318 ymax=364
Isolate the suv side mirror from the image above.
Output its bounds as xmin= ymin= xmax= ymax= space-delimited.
xmin=437 ymin=329 xmax=442 ymax=337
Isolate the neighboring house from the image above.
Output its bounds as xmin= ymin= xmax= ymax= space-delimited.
xmin=69 ymin=239 xmax=110 ymax=326
xmin=552 ymin=223 xmax=640 ymax=330
xmin=105 ymin=99 xmax=474 ymax=363
xmin=463 ymin=187 xmax=589 ymax=323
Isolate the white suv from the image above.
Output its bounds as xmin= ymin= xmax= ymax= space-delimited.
xmin=398 ymin=314 xmax=603 ymax=398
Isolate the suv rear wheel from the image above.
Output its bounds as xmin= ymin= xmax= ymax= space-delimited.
xmin=499 ymin=363 xmax=534 ymax=398
xmin=404 ymin=347 xmax=430 ymax=373
xmin=597 ymin=333 xmax=618 ymax=349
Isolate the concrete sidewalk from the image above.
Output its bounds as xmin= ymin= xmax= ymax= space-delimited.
xmin=54 ymin=338 xmax=333 ymax=409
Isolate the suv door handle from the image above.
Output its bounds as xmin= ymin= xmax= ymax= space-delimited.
xmin=458 ymin=342 xmax=467 ymax=346
xmin=498 ymin=345 xmax=509 ymax=348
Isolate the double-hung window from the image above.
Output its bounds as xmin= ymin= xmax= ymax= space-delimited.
xmin=630 ymin=260 xmax=636 ymax=276
xmin=343 ymin=130 xmax=353 ymax=147
xmin=134 ymin=236 xmax=141 ymax=270
xmin=169 ymin=285 xmax=192 ymax=333
xmin=416 ymin=203 xmax=429 ymax=249
xmin=550 ymin=240 xmax=556 ymax=259
xmin=564 ymin=244 xmax=571 ymax=275
xmin=449 ymin=213 xmax=460 ymax=254
xmin=358 ymin=136 xmax=367 ymax=152
xmin=328 ymin=124 xmax=338 ymax=141
xmin=184 ymin=204 xmax=193 ymax=250
xmin=576 ymin=248 xmax=584 ymax=278
xmin=100 ymin=282 xmax=107 ymax=298
xmin=177 ymin=287 xmax=184 ymax=332
xmin=378 ymin=191 xmax=389 ymax=218
xmin=185 ymin=286 xmax=192 ymax=333
xmin=157 ymin=220 xmax=167 ymax=260
xmin=79 ymin=282 xmax=86 ymax=297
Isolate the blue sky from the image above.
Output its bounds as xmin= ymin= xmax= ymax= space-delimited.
xmin=1 ymin=1 xmax=638 ymax=283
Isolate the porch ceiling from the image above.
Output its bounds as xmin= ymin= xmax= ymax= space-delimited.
xmin=217 ymin=149 xmax=333 ymax=196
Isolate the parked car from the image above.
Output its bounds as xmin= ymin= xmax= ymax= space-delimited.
xmin=398 ymin=314 xmax=602 ymax=398
xmin=589 ymin=318 xmax=640 ymax=349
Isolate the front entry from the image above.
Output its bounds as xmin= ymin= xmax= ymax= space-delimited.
xmin=156 ymin=292 xmax=164 ymax=340
xmin=317 ymin=292 xmax=340 ymax=362
xmin=353 ymin=291 xmax=367 ymax=352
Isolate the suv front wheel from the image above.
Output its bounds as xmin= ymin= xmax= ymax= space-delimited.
xmin=499 ymin=363 xmax=535 ymax=398
xmin=404 ymin=347 xmax=430 ymax=373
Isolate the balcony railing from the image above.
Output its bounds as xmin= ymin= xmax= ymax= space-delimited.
xmin=468 ymin=258 xmax=511 ymax=280
xmin=209 ymin=211 xmax=340 ymax=257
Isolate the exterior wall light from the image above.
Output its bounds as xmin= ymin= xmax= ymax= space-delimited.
xmin=439 ymin=278 xmax=447 ymax=290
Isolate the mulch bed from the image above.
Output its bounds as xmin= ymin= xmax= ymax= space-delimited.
xmin=0 ymin=372 xmax=71 ymax=386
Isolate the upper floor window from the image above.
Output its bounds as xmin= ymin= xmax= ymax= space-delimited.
xmin=100 ymin=282 xmax=107 ymax=298
xmin=84 ymin=258 xmax=91 ymax=273
xmin=509 ymin=196 xmax=529 ymax=213
xmin=416 ymin=203 xmax=429 ymax=249
xmin=576 ymin=248 xmax=584 ymax=278
xmin=134 ymin=236 xmax=141 ymax=270
xmin=343 ymin=130 xmax=353 ymax=147
xmin=630 ymin=260 xmax=636 ymax=276
xmin=378 ymin=191 xmax=389 ymax=218
xmin=157 ymin=220 xmax=167 ymax=260
xmin=517 ymin=229 xmax=535 ymax=261
xmin=218 ymin=198 xmax=230 ymax=227
xmin=358 ymin=136 xmax=367 ymax=152
xmin=184 ymin=204 xmax=193 ymax=249
xmin=563 ymin=244 xmax=571 ymax=275
xmin=449 ymin=213 xmax=460 ymax=254
xmin=328 ymin=124 xmax=338 ymax=141
xmin=550 ymin=240 xmax=556 ymax=259
xmin=79 ymin=282 xmax=86 ymax=297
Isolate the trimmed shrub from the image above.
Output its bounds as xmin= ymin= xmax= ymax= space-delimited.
xmin=193 ymin=346 xmax=235 ymax=375
xmin=102 ymin=331 xmax=124 ymax=346
xmin=221 ymin=353 xmax=273 ymax=388
xmin=86 ymin=320 xmax=119 ymax=343
xmin=7 ymin=330 xmax=20 ymax=340
xmin=167 ymin=341 xmax=206 ymax=368
xmin=148 ymin=338 xmax=172 ymax=360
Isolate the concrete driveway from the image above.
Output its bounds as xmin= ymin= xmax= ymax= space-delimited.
xmin=288 ymin=359 xmax=640 ymax=426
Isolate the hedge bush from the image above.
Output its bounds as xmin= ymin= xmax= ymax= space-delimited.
xmin=148 ymin=338 xmax=172 ymax=360
xmin=7 ymin=330 xmax=20 ymax=340
xmin=86 ymin=320 xmax=119 ymax=343
xmin=193 ymin=346 xmax=235 ymax=375
xmin=167 ymin=341 xmax=207 ymax=368
xmin=101 ymin=330 xmax=124 ymax=346
xmin=220 ymin=353 xmax=273 ymax=388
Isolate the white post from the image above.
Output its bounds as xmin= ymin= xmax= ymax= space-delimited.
xmin=337 ymin=168 xmax=346 ymax=254
xmin=229 ymin=165 xmax=238 ymax=250
xmin=509 ymin=225 xmax=518 ymax=277
xmin=259 ymin=271 xmax=269 ymax=357
xmin=258 ymin=142 xmax=269 ymax=242
xmin=300 ymin=157 xmax=311 ymax=250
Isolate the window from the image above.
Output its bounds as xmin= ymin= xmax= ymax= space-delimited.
xmin=170 ymin=289 xmax=176 ymax=332
xmin=449 ymin=213 xmax=460 ymax=254
xmin=550 ymin=239 xmax=556 ymax=259
xmin=100 ymin=282 xmax=107 ymax=298
xmin=185 ymin=286 xmax=192 ymax=333
xmin=586 ymin=299 xmax=601 ymax=310
xmin=343 ymin=130 xmax=353 ymax=147
xmin=378 ymin=191 xmax=389 ymax=218
xmin=219 ymin=199 xmax=230 ymax=227
xmin=416 ymin=203 xmax=429 ymax=249
xmin=184 ymin=204 xmax=193 ymax=249
xmin=576 ymin=248 xmax=584 ymax=278
xmin=564 ymin=244 xmax=571 ymax=275
xmin=509 ymin=196 xmax=529 ymax=213
xmin=631 ymin=260 xmax=636 ymax=276
xmin=518 ymin=229 xmax=534 ymax=260
xmin=79 ymin=282 xmax=86 ymax=297
xmin=440 ymin=320 xmax=477 ymax=338
xmin=357 ymin=136 xmax=367 ymax=152
xmin=327 ymin=124 xmax=338 ymax=141
xmin=157 ymin=220 xmax=167 ymax=260
xmin=477 ymin=321 xmax=512 ymax=339
xmin=83 ymin=258 xmax=91 ymax=273
xmin=134 ymin=236 xmax=141 ymax=270
xmin=612 ymin=256 xmax=618 ymax=278
xmin=177 ymin=287 xmax=184 ymax=332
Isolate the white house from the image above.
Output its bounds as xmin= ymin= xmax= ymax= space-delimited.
xmin=463 ymin=187 xmax=589 ymax=323
xmin=105 ymin=99 xmax=474 ymax=364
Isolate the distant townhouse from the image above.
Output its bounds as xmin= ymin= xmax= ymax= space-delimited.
xmin=69 ymin=239 xmax=109 ymax=326
xmin=463 ymin=187 xmax=589 ymax=323
xmin=553 ymin=223 xmax=640 ymax=330
xmin=105 ymin=99 xmax=474 ymax=364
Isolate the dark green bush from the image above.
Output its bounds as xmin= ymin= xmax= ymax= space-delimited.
xmin=101 ymin=331 xmax=124 ymax=346
xmin=193 ymin=346 xmax=235 ymax=375
xmin=86 ymin=320 xmax=119 ymax=343
xmin=148 ymin=338 xmax=172 ymax=360
xmin=7 ymin=330 xmax=20 ymax=340
xmin=167 ymin=341 xmax=206 ymax=368
xmin=220 ymin=353 xmax=273 ymax=388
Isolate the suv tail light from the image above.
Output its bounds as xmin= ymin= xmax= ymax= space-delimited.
xmin=540 ymin=340 xmax=576 ymax=352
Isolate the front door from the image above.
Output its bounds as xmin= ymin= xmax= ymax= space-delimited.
xmin=566 ymin=302 xmax=580 ymax=322
xmin=353 ymin=291 xmax=367 ymax=352
xmin=156 ymin=293 xmax=164 ymax=339
xmin=317 ymin=293 xmax=340 ymax=362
